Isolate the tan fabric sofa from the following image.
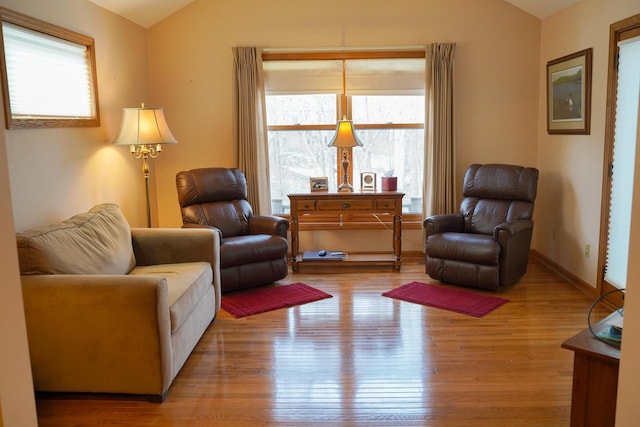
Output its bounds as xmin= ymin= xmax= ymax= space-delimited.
xmin=16 ymin=203 xmax=221 ymax=402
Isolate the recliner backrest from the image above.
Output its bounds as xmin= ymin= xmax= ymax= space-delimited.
xmin=460 ymin=164 xmax=539 ymax=235
xmin=176 ymin=168 xmax=253 ymax=238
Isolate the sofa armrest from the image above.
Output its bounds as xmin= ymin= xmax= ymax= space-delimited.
xmin=21 ymin=274 xmax=172 ymax=398
xmin=131 ymin=227 xmax=221 ymax=311
xmin=249 ymin=215 xmax=290 ymax=238
xmin=423 ymin=214 xmax=464 ymax=237
xmin=181 ymin=223 xmax=223 ymax=240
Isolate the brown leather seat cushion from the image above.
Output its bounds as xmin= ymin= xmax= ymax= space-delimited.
xmin=425 ymin=233 xmax=499 ymax=265
xmin=220 ymin=235 xmax=288 ymax=268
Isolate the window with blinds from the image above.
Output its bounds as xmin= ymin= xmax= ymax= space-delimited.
xmin=604 ymin=35 xmax=640 ymax=289
xmin=262 ymin=51 xmax=426 ymax=215
xmin=0 ymin=8 xmax=100 ymax=129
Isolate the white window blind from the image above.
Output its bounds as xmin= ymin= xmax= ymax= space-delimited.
xmin=263 ymin=60 xmax=343 ymax=95
xmin=345 ymin=59 xmax=425 ymax=95
xmin=2 ymin=21 xmax=96 ymax=119
xmin=605 ymin=36 xmax=640 ymax=289
xmin=263 ymin=58 xmax=425 ymax=96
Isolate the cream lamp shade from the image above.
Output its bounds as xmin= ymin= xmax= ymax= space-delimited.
xmin=328 ymin=119 xmax=363 ymax=148
xmin=113 ymin=106 xmax=177 ymax=147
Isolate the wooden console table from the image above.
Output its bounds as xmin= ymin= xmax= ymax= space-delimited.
xmin=561 ymin=310 xmax=621 ymax=427
xmin=288 ymin=192 xmax=404 ymax=272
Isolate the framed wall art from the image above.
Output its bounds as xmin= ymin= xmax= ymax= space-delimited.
xmin=310 ymin=176 xmax=328 ymax=192
xmin=546 ymin=48 xmax=592 ymax=134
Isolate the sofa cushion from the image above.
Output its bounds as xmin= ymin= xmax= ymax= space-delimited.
xmin=129 ymin=262 xmax=213 ymax=333
xmin=16 ymin=203 xmax=136 ymax=275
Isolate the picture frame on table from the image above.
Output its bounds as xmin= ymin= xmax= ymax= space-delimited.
xmin=546 ymin=48 xmax=592 ymax=135
xmin=310 ymin=176 xmax=328 ymax=192
xmin=360 ymin=172 xmax=376 ymax=191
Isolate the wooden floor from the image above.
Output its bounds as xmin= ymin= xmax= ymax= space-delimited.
xmin=35 ymin=259 xmax=610 ymax=427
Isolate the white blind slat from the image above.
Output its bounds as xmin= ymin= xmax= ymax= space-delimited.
xmin=264 ymin=58 xmax=425 ymax=96
xmin=2 ymin=21 xmax=95 ymax=118
xmin=263 ymin=60 xmax=342 ymax=95
xmin=346 ymin=58 xmax=425 ymax=95
xmin=605 ymin=36 xmax=640 ymax=288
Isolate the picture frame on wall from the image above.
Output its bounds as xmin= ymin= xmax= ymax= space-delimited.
xmin=546 ymin=48 xmax=592 ymax=135
xmin=310 ymin=176 xmax=328 ymax=192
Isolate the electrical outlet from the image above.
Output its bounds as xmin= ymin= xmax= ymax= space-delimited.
xmin=585 ymin=244 xmax=591 ymax=258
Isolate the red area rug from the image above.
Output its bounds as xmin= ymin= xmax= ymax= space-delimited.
xmin=382 ymin=281 xmax=508 ymax=317
xmin=222 ymin=282 xmax=333 ymax=318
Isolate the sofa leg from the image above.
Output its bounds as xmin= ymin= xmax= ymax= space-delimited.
xmin=147 ymin=391 xmax=167 ymax=403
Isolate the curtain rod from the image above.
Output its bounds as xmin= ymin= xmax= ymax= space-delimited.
xmin=262 ymin=47 xmax=426 ymax=61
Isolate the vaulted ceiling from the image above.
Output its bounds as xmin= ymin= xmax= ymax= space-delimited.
xmin=89 ymin=0 xmax=583 ymax=28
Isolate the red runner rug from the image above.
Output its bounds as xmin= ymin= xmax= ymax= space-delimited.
xmin=382 ymin=281 xmax=508 ymax=317
xmin=222 ymin=282 xmax=333 ymax=318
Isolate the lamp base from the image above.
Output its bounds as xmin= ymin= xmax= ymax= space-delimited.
xmin=338 ymin=182 xmax=354 ymax=192
xmin=338 ymin=150 xmax=354 ymax=192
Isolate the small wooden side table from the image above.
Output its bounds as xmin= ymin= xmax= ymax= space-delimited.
xmin=561 ymin=310 xmax=621 ymax=427
xmin=287 ymin=192 xmax=404 ymax=272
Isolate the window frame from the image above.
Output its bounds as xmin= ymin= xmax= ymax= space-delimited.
xmin=597 ymin=16 xmax=640 ymax=308
xmin=0 ymin=7 xmax=100 ymax=129
xmin=263 ymin=50 xmax=426 ymax=227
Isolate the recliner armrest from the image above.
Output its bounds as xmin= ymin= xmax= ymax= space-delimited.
xmin=423 ymin=214 xmax=464 ymax=236
xmin=493 ymin=219 xmax=533 ymax=239
xmin=249 ymin=215 xmax=290 ymax=238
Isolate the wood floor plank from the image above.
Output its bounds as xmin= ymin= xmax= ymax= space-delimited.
xmin=35 ymin=259 xmax=611 ymax=426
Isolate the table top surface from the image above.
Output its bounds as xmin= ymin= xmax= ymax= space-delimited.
xmin=288 ymin=191 xmax=405 ymax=198
xmin=561 ymin=310 xmax=621 ymax=361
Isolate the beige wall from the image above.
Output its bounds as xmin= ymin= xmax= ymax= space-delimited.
xmin=146 ymin=0 xmax=541 ymax=254
xmin=536 ymin=0 xmax=640 ymax=288
xmin=536 ymin=0 xmax=640 ymax=421
xmin=147 ymin=0 xmax=541 ymax=242
xmin=1 ymin=0 xmax=152 ymax=231
xmin=0 ymin=123 xmax=36 ymax=427
xmin=0 ymin=0 xmax=153 ymax=422
xmin=3 ymin=0 xmax=639 ymax=421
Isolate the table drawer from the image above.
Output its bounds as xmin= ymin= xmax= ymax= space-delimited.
xmin=316 ymin=199 xmax=374 ymax=211
xmin=375 ymin=199 xmax=399 ymax=211
xmin=294 ymin=199 xmax=317 ymax=211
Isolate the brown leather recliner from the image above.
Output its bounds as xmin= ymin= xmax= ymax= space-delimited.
xmin=423 ymin=163 xmax=539 ymax=291
xmin=176 ymin=167 xmax=289 ymax=293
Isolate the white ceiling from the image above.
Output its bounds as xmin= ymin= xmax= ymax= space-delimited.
xmin=504 ymin=0 xmax=582 ymax=20
xmin=88 ymin=0 xmax=196 ymax=28
xmin=89 ymin=0 xmax=582 ymax=28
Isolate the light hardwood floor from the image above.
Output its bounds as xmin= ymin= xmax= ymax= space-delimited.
xmin=35 ymin=259 xmax=610 ymax=427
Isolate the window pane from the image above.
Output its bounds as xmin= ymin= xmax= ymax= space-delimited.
xmin=0 ymin=9 xmax=100 ymax=128
xmin=352 ymin=95 xmax=424 ymax=124
xmin=268 ymin=129 xmax=336 ymax=214
xmin=352 ymin=128 xmax=424 ymax=213
xmin=266 ymin=94 xmax=336 ymax=126
xmin=605 ymin=36 xmax=640 ymax=289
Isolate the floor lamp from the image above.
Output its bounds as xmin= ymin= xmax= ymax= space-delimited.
xmin=113 ymin=104 xmax=177 ymax=227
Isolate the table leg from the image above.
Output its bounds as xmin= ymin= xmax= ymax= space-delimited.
xmin=393 ymin=214 xmax=401 ymax=271
xmin=291 ymin=215 xmax=299 ymax=272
